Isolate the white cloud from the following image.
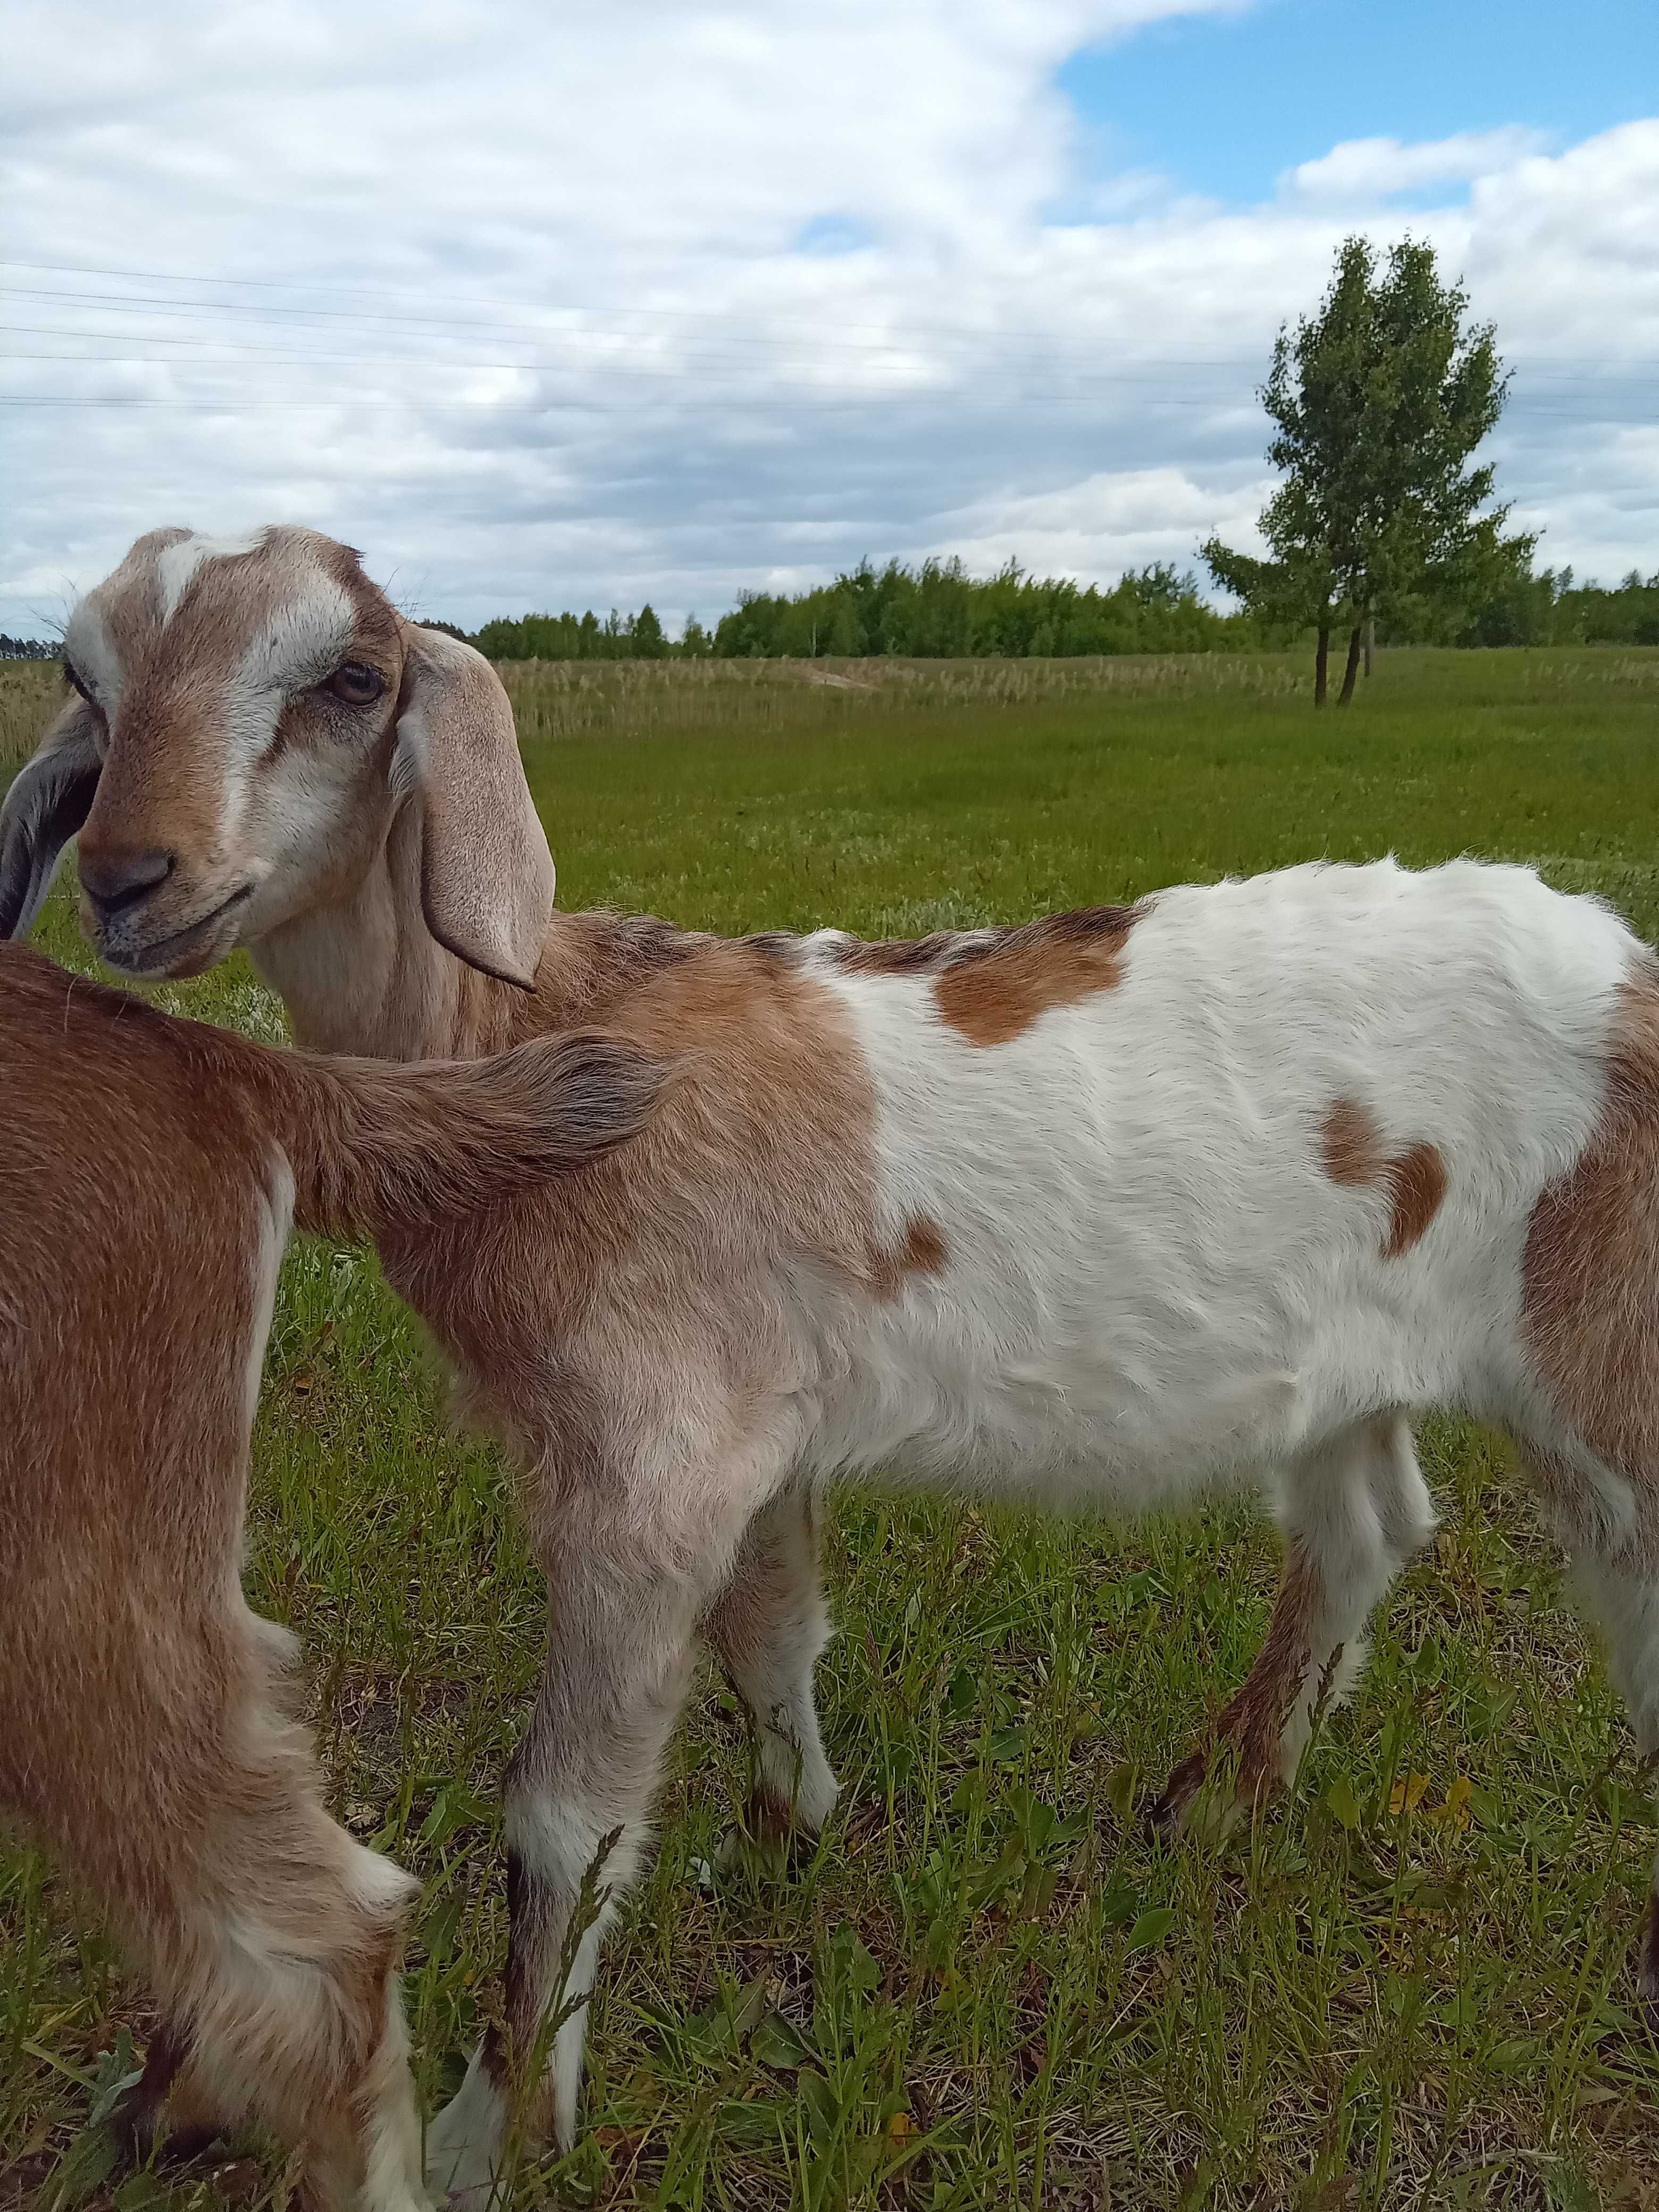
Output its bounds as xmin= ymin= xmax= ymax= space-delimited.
xmin=1282 ymin=129 xmax=1547 ymax=204
xmin=934 ymin=466 xmax=1276 ymax=581
xmin=1 ymin=6 xmax=1655 ymax=635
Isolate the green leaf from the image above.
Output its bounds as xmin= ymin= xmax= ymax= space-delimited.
xmin=830 ymin=1924 xmax=882 ymax=1996
xmin=752 ymin=2010 xmax=814 ymax=2071
xmin=945 ymin=1668 xmax=978 ymax=1716
xmin=1126 ymin=1905 xmax=1176 ymax=1951
xmin=1105 ymin=1762 xmax=1138 ymax=1824
xmin=1325 ymin=1774 xmax=1362 ymax=1832
xmin=799 ymin=2067 xmax=841 ymax=2144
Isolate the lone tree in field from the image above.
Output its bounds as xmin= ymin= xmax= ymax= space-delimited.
xmin=1203 ymin=235 xmax=1526 ymax=704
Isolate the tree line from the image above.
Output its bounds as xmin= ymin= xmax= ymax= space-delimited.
xmin=464 ymin=557 xmax=1657 ymax=665
xmin=470 ymin=559 xmax=1270 ymax=664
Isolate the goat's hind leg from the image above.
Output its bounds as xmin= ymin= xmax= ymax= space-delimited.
xmin=1524 ymin=1450 xmax=1659 ymax=2007
xmin=120 ymin=1624 xmax=429 ymax=2212
xmin=1153 ymin=1411 xmax=1436 ymax=1830
xmin=704 ymin=1480 xmax=838 ymax=1850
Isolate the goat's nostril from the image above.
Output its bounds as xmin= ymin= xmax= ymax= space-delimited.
xmin=80 ymin=847 xmax=175 ymax=917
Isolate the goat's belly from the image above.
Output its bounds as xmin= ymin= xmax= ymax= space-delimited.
xmin=805 ymin=1275 xmax=1325 ymax=1512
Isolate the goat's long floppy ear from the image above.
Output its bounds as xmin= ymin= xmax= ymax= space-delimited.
xmin=0 ymin=699 xmax=103 ymax=941
xmin=392 ymin=625 xmax=556 ymax=990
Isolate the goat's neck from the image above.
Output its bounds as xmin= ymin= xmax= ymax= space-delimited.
xmin=252 ymin=804 xmax=524 ymax=1062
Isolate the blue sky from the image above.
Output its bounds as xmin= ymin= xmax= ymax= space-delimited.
xmin=1062 ymin=0 xmax=1659 ymax=205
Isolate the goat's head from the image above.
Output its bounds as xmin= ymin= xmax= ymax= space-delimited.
xmin=0 ymin=526 xmax=555 ymax=987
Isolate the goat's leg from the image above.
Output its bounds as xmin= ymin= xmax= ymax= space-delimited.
xmin=111 ymin=1657 xmax=429 ymax=2212
xmin=1154 ymin=1412 xmax=1435 ymax=1829
xmin=110 ymin=2021 xmax=220 ymax=2164
xmin=425 ymin=1530 xmax=713 ymax=2197
xmin=1527 ymin=1486 xmax=1659 ymax=2007
xmin=704 ymin=1480 xmax=837 ymax=1845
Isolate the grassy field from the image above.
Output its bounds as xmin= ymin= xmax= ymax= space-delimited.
xmin=5 ymin=646 xmax=1659 ymax=2210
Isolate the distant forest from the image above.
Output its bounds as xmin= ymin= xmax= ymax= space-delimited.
xmin=471 ymin=557 xmax=1659 ymax=661
xmin=4 ymin=562 xmax=1656 ymax=666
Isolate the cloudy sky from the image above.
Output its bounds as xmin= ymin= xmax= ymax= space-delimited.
xmin=4 ymin=0 xmax=1656 ymax=635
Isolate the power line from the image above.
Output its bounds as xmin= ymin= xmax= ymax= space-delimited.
xmin=0 ymin=257 xmax=1315 ymax=350
xmin=0 ymin=392 xmax=1634 ymax=425
xmin=0 ymin=284 xmax=1278 ymax=372
xmin=1 ymin=269 xmax=1648 ymax=384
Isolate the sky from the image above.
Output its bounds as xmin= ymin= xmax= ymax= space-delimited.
xmin=3 ymin=0 xmax=1656 ymax=636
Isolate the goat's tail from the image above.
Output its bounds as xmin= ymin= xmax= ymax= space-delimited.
xmin=257 ymin=1033 xmax=671 ymax=1241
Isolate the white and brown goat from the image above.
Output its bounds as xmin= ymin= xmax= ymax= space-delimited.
xmin=7 ymin=524 xmax=1659 ymax=2194
xmin=0 ymin=938 xmax=661 ymax=2208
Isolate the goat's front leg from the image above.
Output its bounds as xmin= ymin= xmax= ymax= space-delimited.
xmin=704 ymin=1480 xmax=837 ymax=1847
xmin=425 ymin=1524 xmax=714 ymax=2200
xmin=1153 ymin=1412 xmax=1435 ymax=1830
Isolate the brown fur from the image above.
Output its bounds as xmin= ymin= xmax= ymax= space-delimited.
xmin=1319 ymin=1096 xmax=1448 ymax=1257
xmin=1152 ymin=1543 xmax=1320 ymax=1828
xmin=1522 ymin=974 xmax=1659 ymax=1481
xmin=829 ymin=905 xmax=1142 ymax=1045
xmin=369 ymin=907 xmax=926 ymax=1351
xmin=866 ymin=1215 xmax=950 ymax=1299
xmin=0 ymin=942 xmax=666 ymax=2207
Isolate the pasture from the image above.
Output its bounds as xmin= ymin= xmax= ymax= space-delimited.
xmin=5 ymin=646 xmax=1659 ymax=2210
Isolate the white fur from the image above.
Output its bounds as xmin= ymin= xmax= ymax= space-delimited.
xmin=247 ymin=1153 xmax=295 ymax=1432
xmin=794 ymin=860 xmax=1628 ymax=1514
xmin=156 ymin=531 xmax=264 ymax=624
xmin=359 ymin=1974 xmax=433 ymax=2212
xmin=509 ymin=1791 xmax=641 ymax=2149
xmin=424 ymin=2050 xmax=506 ymax=2202
xmin=61 ymin=598 xmax=122 ymax=712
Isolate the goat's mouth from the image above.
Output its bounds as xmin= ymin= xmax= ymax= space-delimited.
xmin=96 ymin=884 xmax=255 ymax=978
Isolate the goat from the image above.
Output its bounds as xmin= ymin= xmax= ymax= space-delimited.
xmin=0 ymin=936 xmax=663 ymax=2210
xmin=7 ymin=524 xmax=1659 ymax=2199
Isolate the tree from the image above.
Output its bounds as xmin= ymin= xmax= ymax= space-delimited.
xmin=1203 ymin=235 xmax=1525 ymax=704
xmin=630 ymin=603 xmax=667 ymax=658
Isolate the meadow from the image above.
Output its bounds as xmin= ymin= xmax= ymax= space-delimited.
xmin=5 ymin=645 xmax=1659 ymax=2211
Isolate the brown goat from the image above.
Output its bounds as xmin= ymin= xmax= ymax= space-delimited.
xmin=0 ymin=941 xmax=664 ymax=2211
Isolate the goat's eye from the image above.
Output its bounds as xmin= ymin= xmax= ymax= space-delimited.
xmin=326 ymin=660 xmax=385 ymax=706
xmin=63 ymin=659 xmax=95 ymax=706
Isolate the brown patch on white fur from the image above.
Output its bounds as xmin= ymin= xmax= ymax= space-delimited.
xmin=1319 ymin=1096 xmax=1447 ymax=1257
xmin=830 ymin=906 xmax=1142 ymax=1045
xmin=0 ymin=941 xmax=666 ymax=2208
xmin=866 ymin=1214 xmax=949 ymax=1299
xmin=1384 ymin=1142 xmax=1448 ymax=1258
xmin=1522 ymin=973 xmax=1659 ymax=1481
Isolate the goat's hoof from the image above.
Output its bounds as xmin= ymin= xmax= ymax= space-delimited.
xmin=426 ymin=2071 xmax=507 ymax=2206
xmin=717 ymin=1788 xmax=825 ymax=1874
xmin=1638 ymin=1899 xmax=1659 ymax=2020
xmin=715 ymin=1820 xmax=815 ymax=1876
xmin=1147 ymin=1752 xmax=1209 ymax=1838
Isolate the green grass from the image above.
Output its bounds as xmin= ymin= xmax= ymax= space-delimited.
xmin=6 ymin=647 xmax=1659 ymax=2209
